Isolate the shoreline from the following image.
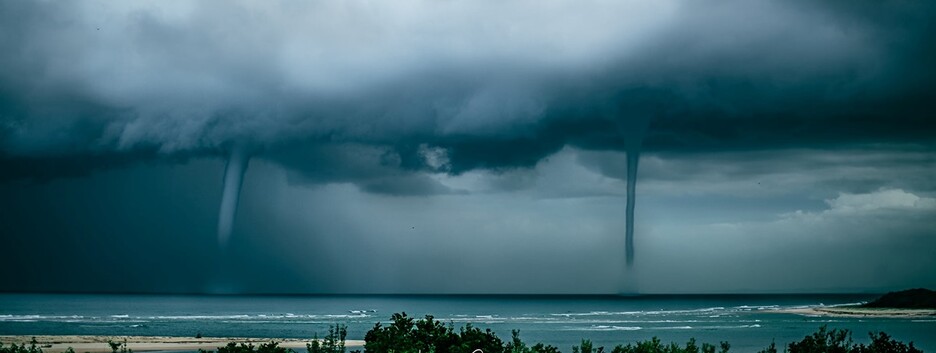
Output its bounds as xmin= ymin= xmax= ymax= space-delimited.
xmin=0 ymin=336 xmax=365 ymax=353
xmin=766 ymin=305 xmax=936 ymax=318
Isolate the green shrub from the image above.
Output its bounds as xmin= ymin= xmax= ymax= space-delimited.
xmin=363 ymin=312 xmax=503 ymax=353
xmin=0 ymin=340 xmax=43 ymax=353
xmin=200 ymin=341 xmax=293 ymax=353
xmin=861 ymin=332 xmax=922 ymax=353
xmin=309 ymin=324 xmax=348 ymax=353
xmin=572 ymin=339 xmax=603 ymax=353
xmin=610 ymin=337 xmax=728 ymax=353
xmin=779 ymin=326 xmax=922 ymax=353
xmin=455 ymin=323 xmax=503 ymax=353
xmin=105 ymin=339 xmax=132 ymax=353
xmin=505 ymin=330 xmax=560 ymax=353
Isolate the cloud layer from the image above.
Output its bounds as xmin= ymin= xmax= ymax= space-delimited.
xmin=2 ymin=0 xmax=935 ymax=188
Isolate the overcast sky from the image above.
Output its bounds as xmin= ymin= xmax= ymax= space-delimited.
xmin=1 ymin=0 xmax=934 ymax=294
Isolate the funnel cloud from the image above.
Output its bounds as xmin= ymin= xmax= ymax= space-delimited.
xmin=625 ymin=150 xmax=639 ymax=268
xmin=217 ymin=146 xmax=250 ymax=247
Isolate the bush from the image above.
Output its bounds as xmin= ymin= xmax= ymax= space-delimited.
xmin=779 ymin=326 xmax=922 ymax=353
xmin=363 ymin=312 xmax=504 ymax=353
xmin=309 ymin=324 xmax=348 ymax=353
xmin=455 ymin=323 xmax=503 ymax=353
xmin=610 ymin=337 xmax=729 ymax=353
xmin=200 ymin=341 xmax=292 ymax=353
xmin=862 ymin=332 xmax=923 ymax=353
xmin=357 ymin=314 xmax=925 ymax=353
xmin=107 ymin=339 xmax=132 ymax=353
xmin=0 ymin=338 xmax=43 ymax=353
xmin=572 ymin=339 xmax=602 ymax=353
xmin=506 ymin=330 xmax=561 ymax=353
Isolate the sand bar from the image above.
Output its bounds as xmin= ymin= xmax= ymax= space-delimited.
xmin=0 ymin=336 xmax=365 ymax=353
xmin=766 ymin=306 xmax=936 ymax=318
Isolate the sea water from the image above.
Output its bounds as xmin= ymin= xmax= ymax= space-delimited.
xmin=1 ymin=294 xmax=934 ymax=352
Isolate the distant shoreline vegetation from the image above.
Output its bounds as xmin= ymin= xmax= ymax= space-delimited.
xmin=0 ymin=312 xmax=924 ymax=353
xmin=861 ymin=289 xmax=936 ymax=309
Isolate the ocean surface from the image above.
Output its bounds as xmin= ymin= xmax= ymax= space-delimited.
xmin=1 ymin=294 xmax=934 ymax=352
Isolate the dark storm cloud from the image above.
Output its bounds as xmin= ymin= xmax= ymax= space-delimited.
xmin=266 ymin=142 xmax=455 ymax=196
xmin=2 ymin=0 xmax=935 ymax=192
xmin=5 ymin=0 xmax=936 ymax=295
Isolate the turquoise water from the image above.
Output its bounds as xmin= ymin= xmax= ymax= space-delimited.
xmin=1 ymin=294 xmax=933 ymax=352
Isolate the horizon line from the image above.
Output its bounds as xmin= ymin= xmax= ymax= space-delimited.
xmin=0 ymin=290 xmax=898 ymax=298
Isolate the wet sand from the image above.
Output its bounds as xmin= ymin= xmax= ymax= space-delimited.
xmin=0 ymin=335 xmax=365 ymax=353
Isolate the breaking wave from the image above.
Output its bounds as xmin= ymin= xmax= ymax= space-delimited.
xmin=564 ymin=325 xmax=643 ymax=331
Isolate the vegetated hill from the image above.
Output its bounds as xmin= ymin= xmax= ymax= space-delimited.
xmin=862 ymin=288 xmax=936 ymax=309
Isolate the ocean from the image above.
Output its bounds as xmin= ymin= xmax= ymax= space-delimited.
xmin=1 ymin=294 xmax=934 ymax=352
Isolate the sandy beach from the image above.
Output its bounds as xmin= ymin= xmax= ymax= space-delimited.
xmin=0 ymin=336 xmax=365 ymax=353
xmin=767 ymin=306 xmax=936 ymax=318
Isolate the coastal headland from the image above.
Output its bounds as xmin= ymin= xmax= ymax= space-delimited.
xmin=767 ymin=288 xmax=936 ymax=318
xmin=769 ymin=306 xmax=936 ymax=318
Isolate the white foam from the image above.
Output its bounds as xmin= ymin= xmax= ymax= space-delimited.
xmin=0 ymin=314 xmax=88 ymax=322
xmin=564 ymin=325 xmax=643 ymax=331
xmin=550 ymin=307 xmax=727 ymax=317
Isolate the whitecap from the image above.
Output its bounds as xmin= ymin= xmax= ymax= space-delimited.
xmin=563 ymin=325 xmax=642 ymax=331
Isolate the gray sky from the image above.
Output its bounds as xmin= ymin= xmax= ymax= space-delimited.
xmin=1 ymin=0 xmax=934 ymax=294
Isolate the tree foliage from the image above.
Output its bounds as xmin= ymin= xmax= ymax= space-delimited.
xmin=781 ymin=326 xmax=922 ymax=353
xmin=609 ymin=337 xmax=729 ymax=353
xmin=200 ymin=341 xmax=292 ymax=353
xmin=309 ymin=324 xmax=348 ymax=353
xmin=363 ymin=312 xmax=504 ymax=353
xmin=107 ymin=339 xmax=132 ymax=353
xmin=0 ymin=338 xmax=43 ymax=353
